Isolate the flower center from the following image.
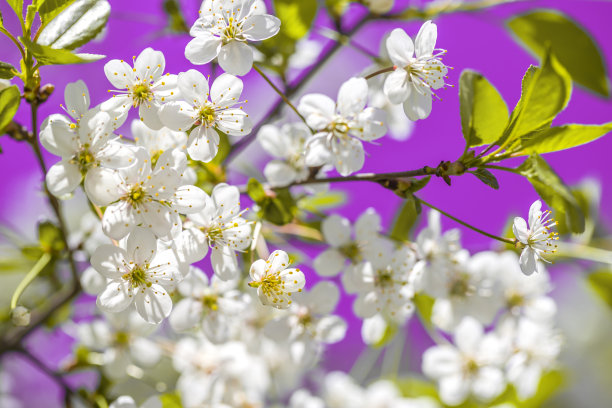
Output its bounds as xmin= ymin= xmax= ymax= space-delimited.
xmin=197 ymin=105 xmax=217 ymax=127
xmin=339 ymin=242 xmax=361 ymax=262
xmin=150 ymin=150 xmax=164 ymax=167
xmin=202 ymin=294 xmax=219 ymax=311
xmin=126 ymin=186 xmax=147 ymax=207
xmin=73 ymin=143 xmax=96 ymax=172
xmin=449 ymin=274 xmax=472 ymax=297
xmin=115 ymin=331 xmax=130 ymax=345
xmin=122 ymin=266 xmax=151 ymax=288
xmin=131 ymin=82 xmax=153 ymax=107
xmin=221 ymin=17 xmax=244 ymax=43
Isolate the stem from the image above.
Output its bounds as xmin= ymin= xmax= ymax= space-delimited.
xmin=481 ymin=164 xmax=520 ymax=173
xmin=10 ymin=253 xmax=52 ymax=310
xmin=252 ymin=64 xmax=311 ymax=131
xmin=555 ymin=242 xmax=612 ymax=265
xmin=364 ymin=66 xmax=395 ymax=80
xmin=226 ymin=15 xmax=373 ymax=163
xmin=416 ymin=196 xmax=515 ymax=245
xmin=293 ymin=167 xmax=435 ymax=185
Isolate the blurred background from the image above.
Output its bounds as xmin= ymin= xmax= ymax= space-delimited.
xmin=1 ymin=0 xmax=612 ymax=406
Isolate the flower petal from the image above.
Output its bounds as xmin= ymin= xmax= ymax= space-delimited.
xmin=386 ymin=28 xmax=414 ymax=67
xmin=512 ymin=216 xmax=529 ymax=244
xmin=135 ymin=47 xmax=165 ymax=82
xmin=46 ymin=160 xmax=82 ymax=197
xmin=403 ymin=88 xmax=432 ymax=121
xmin=298 ymin=94 xmax=335 ymax=130
xmin=91 ymin=245 xmax=129 ymax=279
xmin=322 ymin=215 xmax=352 ymax=247
xmin=187 ymin=125 xmax=220 ymax=162
xmin=210 ymin=73 xmax=243 ymax=108
xmin=127 ymin=228 xmax=158 ymax=265
xmin=135 ymin=284 xmax=173 ymax=323
xmin=185 ymin=34 xmax=222 ymax=65
xmin=159 ymin=101 xmax=196 ymax=132
xmin=337 ymin=77 xmax=368 ymax=118
xmin=415 ymin=21 xmax=437 ymax=58
xmin=313 ymin=248 xmax=346 ymax=277
xmin=174 ymin=185 xmax=207 ymax=213
xmin=242 ymin=14 xmax=281 ymax=41
xmin=519 ymin=246 xmax=538 ymax=275
xmin=177 ymin=69 xmax=209 ymax=106
xmin=384 ymin=68 xmax=410 ymax=104
xmin=64 ymin=80 xmax=90 ymax=120
xmin=97 ymin=281 xmax=133 ymax=313
xmin=104 ymin=59 xmax=135 ymax=89
xmin=218 ymin=41 xmax=253 ymax=76
xmin=216 ymin=108 xmax=252 ymax=136
xmin=211 ymin=245 xmax=239 ymax=281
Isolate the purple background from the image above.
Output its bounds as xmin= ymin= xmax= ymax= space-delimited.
xmin=1 ymin=0 xmax=612 ymax=406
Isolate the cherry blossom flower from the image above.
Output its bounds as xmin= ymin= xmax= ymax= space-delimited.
xmin=160 ymin=70 xmax=252 ymax=162
xmin=185 ymin=0 xmax=281 ymax=75
xmin=298 ymin=77 xmax=387 ymax=176
xmin=248 ymin=250 xmax=305 ymax=309
xmin=384 ymin=22 xmax=449 ymax=120
xmin=422 ymin=317 xmax=508 ymax=406
xmin=85 ymin=148 xmax=207 ymax=240
xmin=101 ymin=48 xmax=178 ymax=130
xmin=41 ymin=110 xmax=134 ymax=198
xmin=513 ymin=200 xmax=559 ymax=275
xmin=91 ymin=228 xmax=181 ymax=323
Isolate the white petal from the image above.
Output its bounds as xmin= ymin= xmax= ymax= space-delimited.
xmin=211 ymin=245 xmax=239 ymax=281
xmin=91 ymin=245 xmax=128 ymax=279
xmin=178 ymin=69 xmax=209 ymax=106
xmin=174 ymin=185 xmax=207 ymax=213
xmin=138 ymin=103 xmax=163 ymax=130
xmin=279 ymin=268 xmax=305 ymax=292
xmin=353 ymin=292 xmax=378 ymax=318
xmin=403 ymin=88 xmax=432 ymax=121
xmin=355 ymin=208 xmax=381 ymax=239
xmin=135 ymin=285 xmax=173 ymax=323
xmin=80 ymin=266 xmax=108 ymax=295
xmin=354 ymin=107 xmax=387 ymax=141
xmin=333 ymin=136 xmax=365 ymax=176
xmin=313 ymin=248 xmax=346 ymax=277
xmin=218 ymin=41 xmax=253 ymax=76
xmin=528 ymin=200 xmax=542 ymax=228
xmin=438 ymin=373 xmax=470 ymax=406
xmin=242 ymin=14 xmax=281 ymax=41
xmin=109 ymin=396 xmax=137 ymax=408
xmin=39 ymin=114 xmax=78 ymax=156
xmin=185 ymin=34 xmax=222 ymax=65
xmin=264 ymin=160 xmax=297 ymax=187
xmin=212 ymin=182 xmax=240 ymax=209
xmin=519 ymin=246 xmax=538 ymax=276
xmin=64 ymin=80 xmax=90 ymax=119
xmin=169 ymin=298 xmax=203 ymax=332
xmin=384 ymin=68 xmax=410 ymax=104
xmin=127 ymin=228 xmax=157 ymax=265
xmin=187 ymin=125 xmax=220 ymax=162
xmin=216 ymin=108 xmax=252 ymax=136
xmin=159 ymin=101 xmax=196 ymax=132
xmin=316 ymin=315 xmax=347 ymax=343
xmin=386 ymin=28 xmax=414 ymax=67
xmin=415 ymin=21 xmax=437 ymax=58
xmin=84 ymin=167 xmax=123 ymax=206
xmin=472 ymin=367 xmax=506 ymax=402
xmin=173 ymin=227 xmax=209 ymax=264
xmin=337 ymin=77 xmax=368 ymax=117
xmin=135 ymin=47 xmax=165 ymax=82
xmin=129 ymin=337 xmax=162 ymax=367
xmin=513 ymin=217 xmax=529 ymax=244
xmin=454 ymin=316 xmax=483 ymax=354
xmin=46 ymin=160 xmax=82 ymax=197
xmin=102 ymin=202 xmax=136 ymax=241
xmin=298 ymin=94 xmax=335 ymax=130
xmin=307 ymin=281 xmax=340 ymax=314
xmin=321 ymin=214 xmax=352 ymax=247
xmin=211 ymin=73 xmax=243 ymax=107
xmin=361 ymin=314 xmax=387 ymax=345
xmin=97 ymin=281 xmax=133 ymax=313
xmin=250 ymin=259 xmax=267 ymax=281
xmin=422 ymin=345 xmax=462 ymax=379
xmin=268 ymin=249 xmax=290 ymax=274
xmin=104 ymin=59 xmax=135 ymax=89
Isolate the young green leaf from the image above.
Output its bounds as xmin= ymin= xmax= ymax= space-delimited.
xmin=389 ymin=195 xmax=421 ymax=242
xmin=587 ymin=269 xmax=612 ymax=309
xmin=459 ymin=70 xmax=509 ymax=147
xmin=274 ymin=0 xmax=317 ymax=40
xmin=19 ymin=36 xmax=104 ymax=65
xmin=0 ymin=61 xmax=17 ymax=79
xmin=518 ymin=122 xmax=612 ymax=156
xmin=298 ymin=191 xmax=346 ymax=213
xmin=499 ymin=51 xmax=572 ymax=149
xmin=6 ymin=0 xmax=24 ymax=22
xmin=470 ymin=168 xmax=499 ymax=190
xmin=508 ymin=9 xmax=609 ymax=97
xmin=246 ymin=178 xmax=266 ymax=203
xmin=518 ymin=154 xmax=585 ymax=233
xmin=0 ymin=85 xmax=21 ymax=133
xmin=35 ymin=0 xmax=77 ymax=25
xmin=37 ymin=0 xmax=110 ymax=51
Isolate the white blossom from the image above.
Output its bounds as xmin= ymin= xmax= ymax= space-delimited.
xmin=173 ymin=183 xmax=251 ymax=280
xmin=160 ymin=70 xmax=252 ymax=162
xmin=513 ymin=200 xmax=559 ymax=275
xmin=298 ymin=77 xmax=387 ymax=176
xmin=422 ymin=317 xmax=508 ymax=406
xmin=85 ymin=147 xmax=207 ymax=240
xmin=91 ymin=228 xmax=181 ymax=323
xmin=248 ymin=250 xmax=305 ymax=309
xmin=101 ymin=48 xmax=179 ymax=130
xmin=384 ymin=22 xmax=448 ymax=120
xmin=41 ymin=110 xmax=135 ymax=198
xmin=186 ymin=0 xmax=281 ymax=75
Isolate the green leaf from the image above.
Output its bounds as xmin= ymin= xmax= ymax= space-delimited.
xmin=396 ymin=376 xmax=439 ymax=399
xmin=389 ymin=196 xmax=421 ymax=242
xmin=25 ymin=4 xmax=36 ymax=31
xmin=587 ymin=269 xmax=612 ymax=308
xmin=273 ymin=0 xmax=316 ymax=40
xmin=6 ymin=0 xmax=24 ymax=21
xmin=35 ymin=0 xmax=76 ymax=25
xmin=19 ymin=36 xmax=104 ymax=65
xmin=325 ymin=0 xmax=350 ymax=19
xmin=261 ymin=188 xmax=297 ymax=226
xmin=518 ymin=154 xmax=585 ymax=233
xmin=37 ymin=0 xmax=110 ymax=51
xmin=298 ymin=191 xmax=346 ymax=213
xmin=0 ymin=85 xmax=21 ymax=133
xmin=499 ymin=51 xmax=572 ymax=149
xmin=246 ymin=178 xmax=266 ymax=203
xmin=459 ymin=70 xmax=509 ymax=147
xmin=38 ymin=221 xmax=65 ymax=254
xmin=413 ymin=293 xmax=435 ymax=325
xmin=507 ymin=9 xmax=609 ymax=97
xmin=163 ymin=0 xmax=188 ymax=33
xmin=159 ymin=392 xmax=182 ymax=408
xmin=518 ymin=122 xmax=612 ymax=156
xmin=0 ymin=62 xmax=17 ymax=79
xmin=470 ymin=168 xmax=499 ymax=189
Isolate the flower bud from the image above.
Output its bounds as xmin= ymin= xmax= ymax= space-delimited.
xmin=11 ymin=306 xmax=31 ymax=326
xmin=364 ymin=0 xmax=394 ymax=14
